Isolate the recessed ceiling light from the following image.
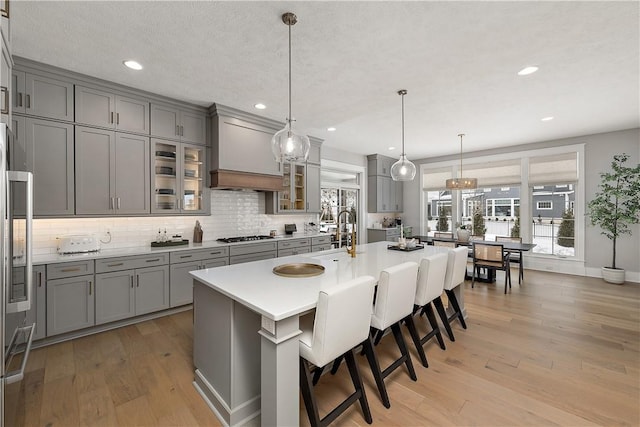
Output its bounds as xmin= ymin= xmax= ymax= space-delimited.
xmin=327 ymin=127 xmax=336 ymax=132
xmin=517 ymin=66 xmax=538 ymax=76
xmin=541 ymin=116 xmax=554 ymax=121
xmin=254 ymin=103 xmax=266 ymax=110
xmin=123 ymin=60 xmax=143 ymax=71
xmin=388 ymin=146 xmax=396 ymax=151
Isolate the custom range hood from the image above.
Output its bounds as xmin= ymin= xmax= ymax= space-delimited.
xmin=209 ymin=104 xmax=285 ymax=191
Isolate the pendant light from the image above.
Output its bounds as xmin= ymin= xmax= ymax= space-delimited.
xmin=390 ymin=90 xmax=416 ymax=181
xmin=271 ymin=12 xmax=310 ymax=163
xmin=445 ymin=133 xmax=477 ymax=189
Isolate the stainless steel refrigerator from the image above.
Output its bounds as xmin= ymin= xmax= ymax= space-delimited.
xmin=1 ymin=123 xmax=34 ymax=427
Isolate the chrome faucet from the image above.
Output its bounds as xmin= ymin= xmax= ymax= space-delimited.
xmin=336 ymin=209 xmax=357 ymax=258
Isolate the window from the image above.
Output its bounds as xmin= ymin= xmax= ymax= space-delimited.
xmin=531 ymin=183 xmax=575 ymax=256
xmin=320 ymin=168 xmax=360 ymax=248
xmin=421 ymin=146 xmax=582 ymax=261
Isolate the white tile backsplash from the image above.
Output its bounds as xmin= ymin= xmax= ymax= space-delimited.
xmin=32 ymin=190 xmax=317 ymax=255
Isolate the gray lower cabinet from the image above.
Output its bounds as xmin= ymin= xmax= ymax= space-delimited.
xmin=75 ymin=126 xmax=150 ymax=215
xmin=169 ymin=247 xmax=230 ymax=306
xmin=46 ymin=273 xmax=95 ymax=336
xmin=95 ymin=265 xmax=170 ymax=325
xmin=18 ymin=116 xmax=75 ymax=216
xmin=311 ymin=235 xmax=332 ymax=252
xmin=367 ymin=228 xmax=401 ymax=243
xmin=229 ymin=241 xmax=277 ymax=265
xmin=5 ymin=265 xmax=46 ymax=342
xmin=277 ymin=238 xmax=311 ymax=257
xmin=95 ymin=270 xmax=135 ymax=324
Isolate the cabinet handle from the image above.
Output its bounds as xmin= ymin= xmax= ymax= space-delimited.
xmin=176 ymin=125 xmax=180 ymax=136
xmin=210 ymin=251 xmax=222 ymax=255
xmin=107 ymin=262 xmax=124 ymax=267
xmin=38 ymin=271 xmax=42 ymax=287
xmin=89 ymin=281 xmax=93 ymax=295
xmin=111 ymin=111 xmax=115 ymax=124
xmin=179 ymin=255 xmax=192 ymax=259
xmin=1 ymin=0 xmax=8 ymax=18
xmin=1 ymin=86 xmax=8 ymax=114
xmin=130 ymin=275 xmax=134 ymax=288
xmin=180 ymin=125 xmax=184 ymax=136
xmin=25 ymin=94 xmax=31 ymax=109
xmin=109 ymin=197 xmax=113 ymax=210
xmin=145 ymin=258 xmax=161 ymax=262
xmin=18 ymin=92 xmax=22 ymax=107
xmin=117 ymin=197 xmax=121 ymax=210
xmin=136 ymin=275 xmax=139 ymax=287
xmin=61 ymin=267 xmax=81 ymax=273
xmin=116 ymin=112 xmax=120 ymax=125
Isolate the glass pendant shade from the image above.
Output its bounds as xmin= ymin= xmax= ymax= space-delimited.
xmin=391 ymin=154 xmax=417 ymax=181
xmin=271 ymin=122 xmax=310 ymax=163
xmin=390 ymin=89 xmax=416 ymax=182
xmin=272 ymin=12 xmax=310 ymax=163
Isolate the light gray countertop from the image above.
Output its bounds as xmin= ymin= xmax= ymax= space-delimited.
xmin=30 ymin=233 xmax=330 ymax=265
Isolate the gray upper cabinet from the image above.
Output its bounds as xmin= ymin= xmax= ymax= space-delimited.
xmin=75 ymin=85 xmax=150 ymax=134
xmin=20 ymin=116 xmax=75 ymax=216
xmin=367 ymin=154 xmax=403 ymax=213
xmin=306 ymin=163 xmax=321 ymax=213
xmin=13 ymin=70 xmax=74 ymax=121
xmin=151 ymin=103 xmax=206 ymax=145
xmin=75 ymin=126 xmax=150 ymax=215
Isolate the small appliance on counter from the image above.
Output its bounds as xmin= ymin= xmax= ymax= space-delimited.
xmin=284 ymin=224 xmax=297 ymax=235
xmin=57 ymin=234 xmax=100 ymax=254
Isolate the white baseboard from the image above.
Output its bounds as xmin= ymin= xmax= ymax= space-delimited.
xmin=585 ymin=267 xmax=640 ymax=284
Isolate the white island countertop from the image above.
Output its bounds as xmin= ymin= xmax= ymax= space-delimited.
xmin=190 ymin=241 xmax=450 ymax=321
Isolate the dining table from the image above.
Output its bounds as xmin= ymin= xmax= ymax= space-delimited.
xmin=415 ymin=236 xmax=536 ymax=282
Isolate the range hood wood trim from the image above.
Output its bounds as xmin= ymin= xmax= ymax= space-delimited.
xmin=210 ymin=170 xmax=284 ymax=191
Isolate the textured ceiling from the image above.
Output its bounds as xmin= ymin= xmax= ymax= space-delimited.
xmin=10 ymin=1 xmax=640 ymax=159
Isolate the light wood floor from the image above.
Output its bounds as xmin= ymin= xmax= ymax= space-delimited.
xmin=10 ymin=269 xmax=640 ymax=426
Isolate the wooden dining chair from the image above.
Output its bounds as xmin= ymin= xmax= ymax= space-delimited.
xmin=495 ymin=236 xmax=524 ymax=283
xmin=433 ymin=239 xmax=456 ymax=248
xmin=434 ymin=232 xmax=453 ymax=239
xmin=472 ymin=243 xmax=511 ymax=293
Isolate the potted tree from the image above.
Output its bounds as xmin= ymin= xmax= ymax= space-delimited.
xmin=587 ymin=153 xmax=640 ymax=284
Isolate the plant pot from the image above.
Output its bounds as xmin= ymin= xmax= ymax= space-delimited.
xmin=457 ymin=229 xmax=470 ymax=243
xmin=602 ymin=267 xmax=625 ymax=284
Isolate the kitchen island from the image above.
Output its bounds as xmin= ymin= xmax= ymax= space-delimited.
xmin=190 ymin=241 xmax=463 ymax=426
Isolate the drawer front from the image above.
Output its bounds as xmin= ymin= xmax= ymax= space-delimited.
xmin=170 ymin=247 xmax=229 ymax=264
xmin=311 ymin=243 xmax=333 ymax=252
xmin=96 ymin=253 xmax=169 ymax=273
xmin=277 ymin=246 xmax=311 ymax=257
xmin=229 ymin=241 xmax=277 ymax=257
xmin=277 ymin=238 xmax=310 ymax=250
xmin=47 ymin=260 xmax=95 ymax=280
xmin=311 ymin=235 xmax=331 ymax=246
xmin=229 ymin=252 xmax=277 ymax=265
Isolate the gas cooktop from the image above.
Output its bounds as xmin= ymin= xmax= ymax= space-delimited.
xmin=216 ymin=235 xmax=274 ymax=243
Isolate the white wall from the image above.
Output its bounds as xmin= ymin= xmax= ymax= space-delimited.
xmin=403 ymin=128 xmax=640 ymax=280
xmin=31 ymin=190 xmax=316 ymax=255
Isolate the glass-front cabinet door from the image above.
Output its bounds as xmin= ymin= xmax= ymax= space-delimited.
xmin=152 ymin=140 xmax=179 ymax=213
xmin=152 ymin=140 xmax=207 ymax=214
xmin=277 ymin=162 xmax=306 ymax=212
xmin=180 ymin=143 xmax=205 ymax=213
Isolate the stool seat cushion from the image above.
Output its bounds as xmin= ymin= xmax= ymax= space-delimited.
xmin=299 ymin=276 xmax=376 ymax=368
